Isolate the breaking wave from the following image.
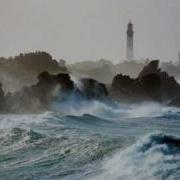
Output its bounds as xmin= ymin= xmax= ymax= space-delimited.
xmin=0 ymin=99 xmax=180 ymax=179
xmin=91 ymin=132 xmax=180 ymax=180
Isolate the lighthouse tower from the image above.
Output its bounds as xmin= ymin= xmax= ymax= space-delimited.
xmin=126 ymin=21 xmax=134 ymax=60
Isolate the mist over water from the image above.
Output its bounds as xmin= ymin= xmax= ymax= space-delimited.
xmin=0 ymin=97 xmax=180 ymax=180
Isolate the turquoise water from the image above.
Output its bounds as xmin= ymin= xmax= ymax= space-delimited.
xmin=0 ymin=100 xmax=180 ymax=180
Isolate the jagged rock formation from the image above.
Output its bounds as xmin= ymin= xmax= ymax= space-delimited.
xmin=110 ymin=60 xmax=180 ymax=103
xmin=138 ymin=60 xmax=160 ymax=80
xmin=1 ymin=59 xmax=180 ymax=113
xmin=5 ymin=72 xmax=74 ymax=113
xmin=0 ymin=71 xmax=108 ymax=113
xmin=80 ymin=78 xmax=108 ymax=99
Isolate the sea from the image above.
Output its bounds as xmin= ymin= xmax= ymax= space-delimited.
xmin=0 ymin=97 xmax=180 ymax=180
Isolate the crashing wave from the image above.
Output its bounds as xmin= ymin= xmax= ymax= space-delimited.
xmin=91 ymin=132 xmax=180 ymax=180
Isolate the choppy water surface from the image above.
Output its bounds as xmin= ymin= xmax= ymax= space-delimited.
xmin=0 ymin=100 xmax=180 ymax=180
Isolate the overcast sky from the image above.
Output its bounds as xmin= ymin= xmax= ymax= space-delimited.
xmin=0 ymin=0 xmax=180 ymax=63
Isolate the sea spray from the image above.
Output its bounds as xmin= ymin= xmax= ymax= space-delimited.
xmin=70 ymin=74 xmax=83 ymax=91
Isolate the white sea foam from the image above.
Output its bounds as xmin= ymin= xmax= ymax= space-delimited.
xmin=90 ymin=132 xmax=180 ymax=180
xmin=52 ymin=97 xmax=180 ymax=121
xmin=126 ymin=102 xmax=180 ymax=118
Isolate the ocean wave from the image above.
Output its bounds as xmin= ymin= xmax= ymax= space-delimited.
xmin=0 ymin=127 xmax=46 ymax=154
xmin=90 ymin=132 xmax=180 ymax=180
xmin=52 ymin=96 xmax=180 ymax=121
xmin=0 ymin=123 xmax=125 ymax=180
xmin=0 ymin=101 xmax=180 ymax=180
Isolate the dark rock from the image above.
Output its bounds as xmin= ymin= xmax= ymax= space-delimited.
xmin=110 ymin=74 xmax=138 ymax=102
xmin=80 ymin=78 xmax=108 ymax=100
xmin=138 ymin=60 xmax=160 ymax=80
xmin=5 ymin=72 xmax=74 ymax=113
xmin=110 ymin=60 xmax=180 ymax=103
xmin=37 ymin=71 xmax=74 ymax=91
xmin=140 ymin=73 xmax=161 ymax=101
xmin=3 ymin=71 xmax=108 ymax=113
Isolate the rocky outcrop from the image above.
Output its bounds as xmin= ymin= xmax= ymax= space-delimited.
xmin=138 ymin=60 xmax=160 ymax=80
xmin=80 ymin=78 xmax=108 ymax=99
xmin=110 ymin=60 xmax=180 ymax=103
xmin=0 ymin=71 xmax=108 ymax=113
xmin=5 ymin=72 xmax=74 ymax=113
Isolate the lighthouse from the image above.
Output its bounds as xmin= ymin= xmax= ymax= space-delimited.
xmin=126 ymin=21 xmax=134 ymax=60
